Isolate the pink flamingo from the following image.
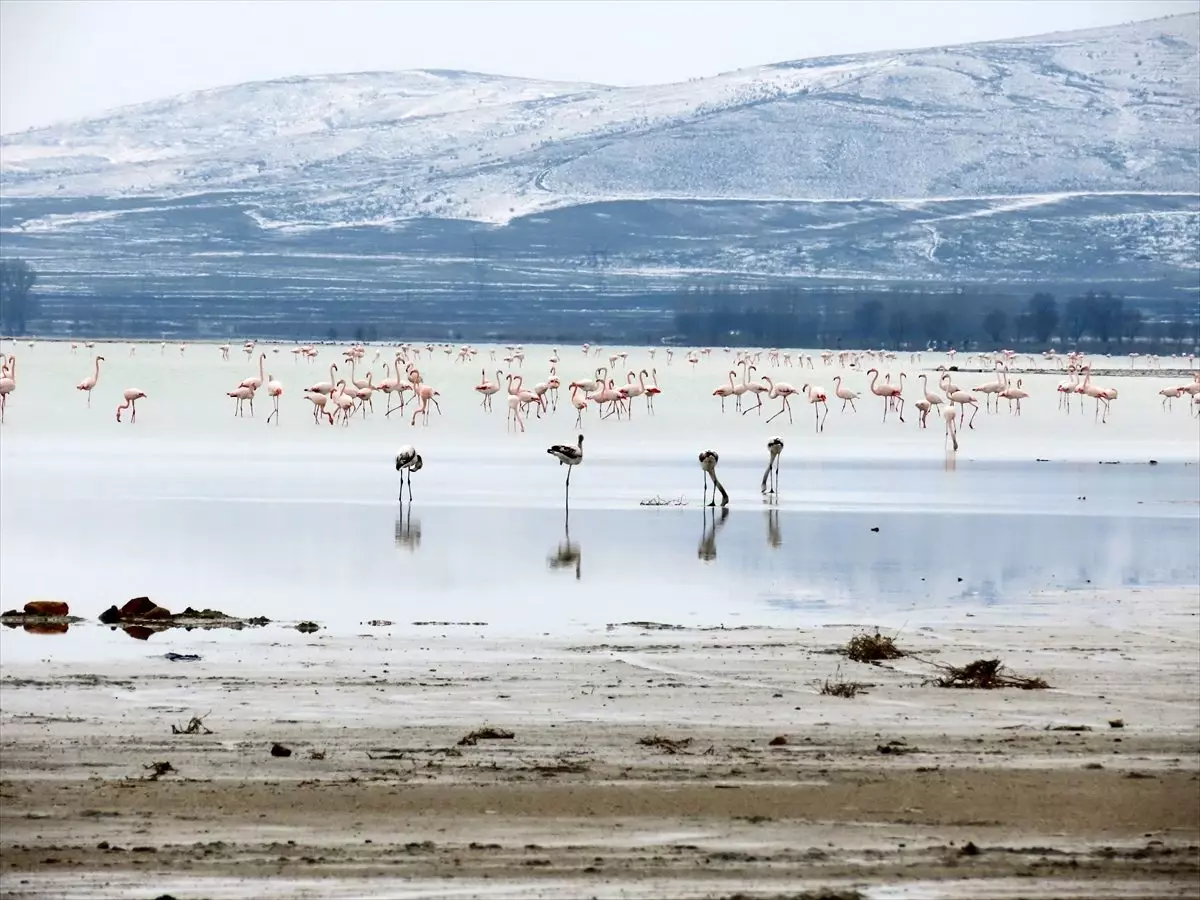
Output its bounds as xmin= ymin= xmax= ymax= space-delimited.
xmin=712 ymin=371 xmax=737 ymax=412
xmin=915 ymin=399 xmax=932 ymax=428
xmin=596 ymin=379 xmax=625 ymax=420
xmin=569 ymin=384 xmax=588 ymax=427
xmin=644 ymin=368 xmax=662 ymax=414
xmin=619 ymin=370 xmax=649 ymax=417
xmin=945 ymin=387 xmax=980 ymax=428
xmin=240 ymin=352 xmax=266 ymax=391
xmin=227 ymin=385 xmax=256 ymax=416
xmin=740 ymin=365 xmax=769 ymax=416
xmin=1159 ymin=385 xmax=1186 ymax=411
xmin=972 ymin=361 xmax=1008 ymax=412
xmin=0 ymin=355 xmax=15 ymax=424
xmin=475 ymin=368 xmax=502 ymax=411
xmin=867 ymin=369 xmax=905 ymax=423
xmin=115 ymin=388 xmax=146 ymax=423
xmin=410 ymin=383 xmax=441 ymax=426
xmin=304 ymin=363 xmax=338 ymax=395
xmin=507 ymin=393 xmax=527 ymax=432
xmin=832 ymin=375 xmax=859 ymax=413
xmin=266 ymin=375 xmax=284 ymax=424
xmin=1079 ymin=366 xmax=1117 ymax=423
xmin=917 ymin=374 xmax=943 ymax=413
xmin=998 ymin=378 xmax=1029 ymax=415
xmin=76 ymin=355 xmax=104 ymax=406
xmin=1056 ymin=366 xmax=1078 ymax=412
xmin=944 ymin=405 xmax=959 ymax=451
xmin=760 ymin=376 xmax=798 ymax=424
xmin=303 ymin=391 xmax=333 ymax=424
xmin=801 ymin=383 xmax=829 ymax=433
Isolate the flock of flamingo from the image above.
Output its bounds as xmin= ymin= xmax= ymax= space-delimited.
xmin=4 ymin=338 xmax=1195 ymax=514
xmin=1 ymin=342 xmax=1198 ymax=460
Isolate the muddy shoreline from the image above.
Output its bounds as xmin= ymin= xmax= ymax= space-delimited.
xmin=2 ymin=589 xmax=1198 ymax=898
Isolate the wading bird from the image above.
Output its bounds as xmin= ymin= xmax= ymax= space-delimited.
xmin=547 ymin=434 xmax=584 ymax=505
xmin=699 ymin=449 xmax=729 ymax=507
xmin=395 ymin=445 xmax=423 ymax=501
xmin=761 ymin=437 xmax=783 ymax=495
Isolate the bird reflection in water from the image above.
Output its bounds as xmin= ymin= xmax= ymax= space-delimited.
xmin=394 ymin=502 xmax=422 ymax=551
xmin=764 ymin=500 xmax=782 ymax=549
xmin=547 ymin=511 xmax=582 ymax=579
xmin=698 ymin=506 xmax=730 ymax=562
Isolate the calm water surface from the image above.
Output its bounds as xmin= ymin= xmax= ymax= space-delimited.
xmin=1 ymin=341 xmax=1197 ymax=663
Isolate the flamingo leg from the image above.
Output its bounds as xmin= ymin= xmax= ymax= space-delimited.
xmin=896 ymin=398 xmax=905 ymax=424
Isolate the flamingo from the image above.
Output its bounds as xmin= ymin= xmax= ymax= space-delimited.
xmin=410 ymin=383 xmax=441 ymax=426
xmin=644 ymin=368 xmax=662 ymax=414
xmin=867 ymin=369 xmax=905 ymax=423
xmin=1159 ymin=385 xmax=1186 ymax=411
xmin=227 ymin=385 xmax=256 ymax=416
xmin=998 ymin=378 xmax=1029 ymax=415
xmin=1080 ymin=366 xmax=1117 ymax=423
xmin=0 ymin=355 xmax=15 ymax=424
xmin=915 ymin=399 xmax=932 ymax=428
xmin=973 ymin=362 xmax=1008 ymax=412
xmin=917 ymin=374 xmax=944 ymax=413
xmin=569 ymin=385 xmax=588 ymax=427
xmin=740 ymin=365 xmax=769 ymax=416
xmin=115 ymin=388 xmax=146 ymax=423
xmin=75 ymin=355 xmax=104 ymax=406
xmin=475 ymin=368 xmax=502 ymax=411
xmin=945 ymin=387 xmax=980 ymax=428
xmin=801 ymin=383 xmax=829 ymax=433
xmin=266 ymin=375 xmax=283 ymax=424
xmin=832 ymin=375 xmax=859 ymax=413
xmin=305 ymin=363 xmax=338 ymax=396
xmin=1056 ymin=367 xmax=1078 ymax=412
xmin=395 ymin=445 xmax=423 ymax=501
xmin=713 ymin=371 xmax=738 ymax=412
xmin=303 ymin=391 xmax=333 ymax=424
xmin=547 ymin=434 xmax=584 ymax=506
xmin=944 ymin=405 xmax=959 ymax=452
xmin=762 ymin=437 xmax=783 ymax=495
xmin=760 ymin=376 xmax=798 ymax=424
xmin=699 ymin=450 xmax=729 ymax=507
xmin=240 ymin=353 xmax=266 ymax=391
xmin=507 ymin=393 xmax=527 ymax=432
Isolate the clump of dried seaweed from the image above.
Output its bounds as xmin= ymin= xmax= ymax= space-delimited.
xmin=846 ymin=629 xmax=905 ymax=663
xmin=924 ymin=657 xmax=1049 ymax=690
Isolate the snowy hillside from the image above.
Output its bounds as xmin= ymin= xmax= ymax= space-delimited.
xmin=0 ymin=13 xmax=1196 ymax=337
xmin=3 ymin=13 xmax=1197 ymax=227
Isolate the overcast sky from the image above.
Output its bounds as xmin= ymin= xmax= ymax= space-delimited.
xmin=2 ymin=0 xmax=1195 ymax=133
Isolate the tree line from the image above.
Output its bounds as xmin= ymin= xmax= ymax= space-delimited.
xmin=3 ymin=256 xmax=1197 ymax=351
xmin=670 ymin=285 xmax=1199 ymax=352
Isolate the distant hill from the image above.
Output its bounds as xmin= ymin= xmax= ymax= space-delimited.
xmin=1 ymin=13 xmax=1197 ymax=339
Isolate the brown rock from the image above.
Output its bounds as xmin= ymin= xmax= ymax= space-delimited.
xmin=120 ymin=597 xmax=160 ymax=618
xmin=23 ymin=600 xmax=69 ymax=617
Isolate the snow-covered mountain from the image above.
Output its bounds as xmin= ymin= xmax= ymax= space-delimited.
xmin=0 ymin=13 xmax=1197 ymax=336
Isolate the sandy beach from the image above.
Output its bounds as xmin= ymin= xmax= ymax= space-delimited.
xmin=3 ymin=587 xmax=1198 ymax=899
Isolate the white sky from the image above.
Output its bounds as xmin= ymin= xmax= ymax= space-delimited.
xmin=1 ymin=0 xmax=1195 ymax=134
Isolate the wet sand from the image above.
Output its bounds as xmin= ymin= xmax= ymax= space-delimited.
xmin=2 ymin=588 xmax=1198 ymax=898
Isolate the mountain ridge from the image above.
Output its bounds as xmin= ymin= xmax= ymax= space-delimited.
xmin=0 ymin=13 xmax=1196 ymax=339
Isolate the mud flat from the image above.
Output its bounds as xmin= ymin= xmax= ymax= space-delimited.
xmin=1 ymin=588 xmax=1198 ymax=899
